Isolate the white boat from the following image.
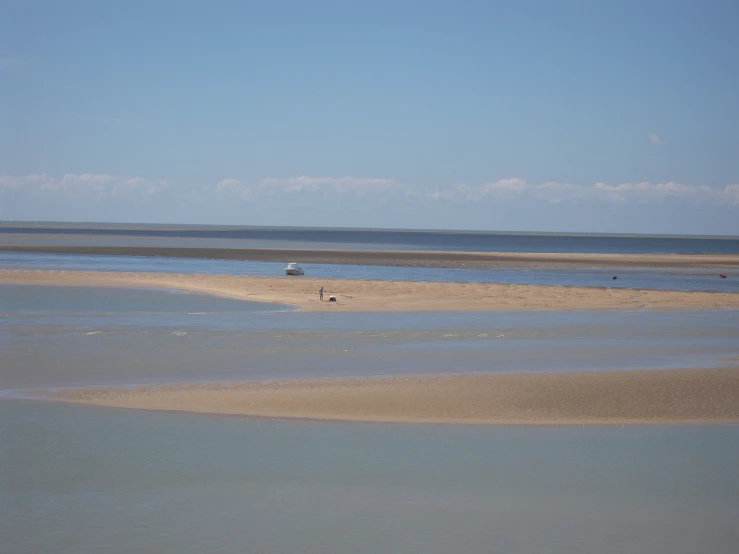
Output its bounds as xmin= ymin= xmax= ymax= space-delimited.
xmin=284 ymin=263 xmax=304 ymax=276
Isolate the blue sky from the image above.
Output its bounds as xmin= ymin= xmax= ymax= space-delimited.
xmin=1 ymin=0 xmax=738 ymax=234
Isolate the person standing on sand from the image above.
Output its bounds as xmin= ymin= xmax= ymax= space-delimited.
xmin=319 ymin=286 xmax=324 ymax=301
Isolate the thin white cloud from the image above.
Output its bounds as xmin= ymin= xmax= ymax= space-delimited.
xmin=648 ymin=133 xmax=666 ymax=146
xmin=215 ymin=175 xmax=395 ymax=200
xmin=261 ymin=176 xmax=394 ymax=195
xmin=0 ymin=173 xmax=55 ymax=190
xmin=533 ymin=181 xmax=592 ymax=203
xmin=594 ymin=181 xmax=739 ymax=205
xmin=452 ymin=178 xmax=527 ymax=201
xmin=724 ymin=184 xmax=739 ymax=205
xmin=0 ymin=173 xmax=168 ymax=197
xmin=215 ymin=178 xmax=251 ymax=200
xmin=4 ymin=173 xmax=737 ymax=211
xmin=425 ymin=179 xmax=739 ymax=206
xmin=121 ymin=177 xmax=169 ymax=195
xmin=47 ymin=173 xmax=117 ymax=192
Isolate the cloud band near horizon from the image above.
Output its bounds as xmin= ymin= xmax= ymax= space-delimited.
xmin=2 ymin=173 xmax=738 ymax=207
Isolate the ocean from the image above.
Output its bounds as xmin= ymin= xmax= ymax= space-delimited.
xmin=2 ymin=227 xmax=739 ymax=553
xmin=2 ymin=222 xmax=738 ymax=254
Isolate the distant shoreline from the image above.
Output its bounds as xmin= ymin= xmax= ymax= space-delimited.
xmin=3 ymin=245 xmax=739 ymax=269
xmin=41 ymin=368 xmax=739 ymax=425
xmin=3 ymin=269 xmax=739 ymax=312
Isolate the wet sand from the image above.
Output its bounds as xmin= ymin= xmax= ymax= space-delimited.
xmin=45 ymin=368 xmax=739 ymax=425
xmin=3 ymin=245 xmax=739 ymax=269
xmin=2 ymin=269 xmax=739 ymax=312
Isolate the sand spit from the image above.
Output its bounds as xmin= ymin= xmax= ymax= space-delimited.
xmin=46 ymin=368 xmax=739 ymax=425
xmin=3 ymin=269 xmax=739 ymax=312
xmin=3 ymin=245 xmax=739 ymax=269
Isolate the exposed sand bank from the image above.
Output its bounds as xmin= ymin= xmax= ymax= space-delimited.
xmin=3 ymin=245 xmax=739 ymax=269
xmin=3 ymin=269 xmax=739 ymax=311
xmin=45 ymin=368 xmax=739 ymax=425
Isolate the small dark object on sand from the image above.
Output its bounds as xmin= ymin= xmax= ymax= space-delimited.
xmin=329 ymin=295 xmax=337 ymax=302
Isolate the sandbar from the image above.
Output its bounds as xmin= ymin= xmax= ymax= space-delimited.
xmin=44 ymin=368 xmax=739 ymax=425
xmin=2 ymin=245 xmax=739 ymax=269
xmin=3 ymin=269 xmax=739 ymax=311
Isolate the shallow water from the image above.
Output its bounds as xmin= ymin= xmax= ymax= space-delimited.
xmin=3 ymin=282 xmax=739 ymax=553
xmin=2 ymin=252 xmax=737 ymax=292
xmin=2 ymin=285 xmax=738 ymax=391
xmin=2 ymin=399 xmax=738 ymax=554
xmin=0 ymin=284 xmax=285 ymax=315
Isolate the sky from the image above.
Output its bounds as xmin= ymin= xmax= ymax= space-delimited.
xmin=1 ymin=0 xmax=738 ymax=235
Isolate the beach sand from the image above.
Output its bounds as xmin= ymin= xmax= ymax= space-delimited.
xmin=7 ymin=267 xmax=739 ymax=424
xmin=46 ymin=368 xmax=739 ymax=425
xmin=2 ymin=269 xmax=739 ymax=312
xmin=3 ymin=245 xmax=739 ymax=269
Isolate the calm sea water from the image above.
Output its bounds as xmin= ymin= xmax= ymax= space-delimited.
xmin=3 ymin=280 xmax=739 ymax=553
xmin=3 ymin=252 xmax=737 ymax=292
xmin=2 ymin=285 xmax=738 ymax=391
xmin=0 ymin=284 xmax=285 ymax=315
xmin=2 ymin=223 xmax=738 ymax=254
xmin=3 ymin=399 xmax=738 ymax=554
